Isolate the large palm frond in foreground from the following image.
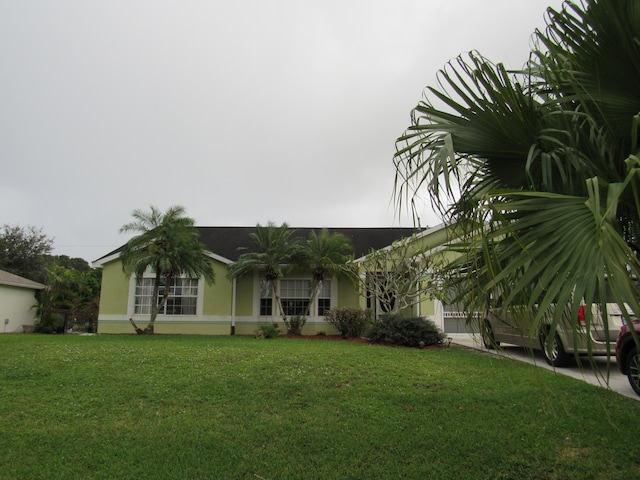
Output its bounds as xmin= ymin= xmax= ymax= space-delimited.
xmin=394 ymin=0 xmax=640 ymax=335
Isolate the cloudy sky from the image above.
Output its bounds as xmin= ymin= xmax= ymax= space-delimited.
xmin=0 ymin=0 xmax=565 ymax=262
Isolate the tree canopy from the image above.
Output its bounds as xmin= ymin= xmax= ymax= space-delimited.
xmin=296 ymin=228 xmax=353 ymax=314
xmin=0 ymin=224 xmax=53 ymax=283
xmin=119 ymin=205 xmax=215 ymax=335
xmin=351 ymin=235 xmax=442 ymax=317
xmin=227 ymin=222 xmax=300 ymax=325
xmin=35 ymin=263 xmax=102 ymax=333
xmin=228 ymin=224 xmax=355 ymax=330
xmin=0 ymin=224 xmax=101 ymax=333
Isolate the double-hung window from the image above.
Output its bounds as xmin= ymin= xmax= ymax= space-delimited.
xmin=259 ymin=278 xmax=332 ymax=316
xmin=134 ymin=278 xmax=198 ymax=315
xmin=281 ymin=279 xmax=310 ymax=316
xmin=317 ymin=280 xmax=331 ymax=316
xmin=259 ymin=280 xmax=273 ymax=316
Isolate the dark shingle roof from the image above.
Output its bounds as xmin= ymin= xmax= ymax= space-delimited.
xmin=95 ymin=226 xmax=423 ymax=264
xmin=197 ymin=227 xmax=423 ymax=262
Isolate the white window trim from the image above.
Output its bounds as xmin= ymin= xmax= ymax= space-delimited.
xmin=127 ymin=272 xmax=205 ymax=319
xmin=254 ymin=274 xmax=336 ymax=318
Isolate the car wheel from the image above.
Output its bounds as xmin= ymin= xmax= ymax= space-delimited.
xmin=482 ymin=321 xmax=499 ymax=349
xmin=540 ymin=330 xmax=571 ymax=367
xmin=625 ymin=346 xmax=640 ymax=396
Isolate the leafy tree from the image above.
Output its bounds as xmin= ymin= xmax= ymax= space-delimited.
xmin=297 ymin=228 xmax=354 ymax=316
xmin=0 ymin=224 xmax=53 ymax=283
xmin=119 ymin=205 xmax=215 ymax=335
xmin=394 ymin=0 xmax=640 ymax=337
xmin=34 ymin=262 xmax=102 ymax=333
xmin=0 ymin=226 xmax=101 ymax=333
xmin=350 ymin=235 xmax=443 ymax=317
xmin=227 ymin=222 xmax=300 ymax=325
xmin=35 ymin=265 xmax=83 ymax=333
xmin=52 ymin=255 xmax=92 ymax=273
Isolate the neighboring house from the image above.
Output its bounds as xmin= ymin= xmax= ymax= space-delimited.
xmin=93 ymin=224 xmax=467 ymax=335
xmin=0 ymin=269 xmax=45 ymax=333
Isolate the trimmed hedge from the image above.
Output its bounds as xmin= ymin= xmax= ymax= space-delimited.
xmin=368 ymin=315 xmax=446 ymax=348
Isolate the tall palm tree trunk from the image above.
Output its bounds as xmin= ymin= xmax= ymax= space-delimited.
xmin=145 ymin=273 xmax=175 ymax=335
xmin=304 ymin=280 xmax=322 ymax=317
xmin=130 ymin=270 xmax=165 ymax=335
xmin=271 ymin=278 xmax=287 ymax=323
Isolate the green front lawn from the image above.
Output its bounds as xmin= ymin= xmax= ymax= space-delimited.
xmin=0 ymin=334 xmax=638 ymax=479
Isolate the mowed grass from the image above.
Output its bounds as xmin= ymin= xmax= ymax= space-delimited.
xmin=0 ymin=335 xmax=638 ymax=480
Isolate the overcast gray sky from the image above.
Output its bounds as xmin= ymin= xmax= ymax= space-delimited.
xmin=0 ymin=0 xmax=565 ymax=262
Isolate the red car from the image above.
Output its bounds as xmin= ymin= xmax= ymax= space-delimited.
xmin=616 ymin=319 xmax=640 ymax=396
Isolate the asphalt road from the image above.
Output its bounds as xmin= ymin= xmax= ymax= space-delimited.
xmin=451 ymin=333 xmax=639 ymax=401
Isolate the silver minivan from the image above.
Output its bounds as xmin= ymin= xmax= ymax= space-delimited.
xmin=482 ymin=297 xmax=628 ymax=367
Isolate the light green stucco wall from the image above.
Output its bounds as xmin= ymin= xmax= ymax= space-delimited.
xmin=96 ymin=256 xmax=237 ymax=335
xmin=98 ymin=319 xmax=232 ymax=335
xmin=98 ymin=261 xmax=130 ymax=315
xmin=409 ymin=226 xmax=451 ymax=254
xmin=202 ymin=261 xmax=233 ymax=316
xmin=337 ymin=274 xmax=360 ymax=309
xmin=233 ymin=275 xmax=254 ymax=317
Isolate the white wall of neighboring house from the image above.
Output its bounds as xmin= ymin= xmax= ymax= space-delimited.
xmin=0 ymin=284 xmax=40 ymax=333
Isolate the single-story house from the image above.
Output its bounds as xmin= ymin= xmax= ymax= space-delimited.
xmin=93 ymin=224 xmax=470 ymax=335
xmin=0 ymin=269 xmax=45 ymax=333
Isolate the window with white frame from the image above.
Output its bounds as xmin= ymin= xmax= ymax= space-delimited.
xmin=280 ymin=279 xmax=310 ymax=316
xmin=259 ymin=278 xmax=333 ymax=316
xmin=259 ymin=280 xmax=273 ymax=316
xmin=317 ymin=280 xmax=331 ymax=316
xmin=134 ymin=278 xmax=198 ymax=315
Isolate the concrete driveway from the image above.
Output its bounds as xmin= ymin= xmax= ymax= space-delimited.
xmin=451 ymin=333 xmax=639 ymax=401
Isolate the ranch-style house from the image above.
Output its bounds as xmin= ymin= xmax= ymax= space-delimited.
xmin=93 ymin=224 xmax=471 ymax=336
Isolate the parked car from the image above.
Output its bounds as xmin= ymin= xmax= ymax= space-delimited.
xmin=482 ymin=300 xmax=627 ymax=367
xmin=615 ymin=319 xmax=640 ymax=396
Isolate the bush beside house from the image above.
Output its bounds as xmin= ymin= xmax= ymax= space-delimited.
xmin=368 ymin=315 xmax=447 ymax=347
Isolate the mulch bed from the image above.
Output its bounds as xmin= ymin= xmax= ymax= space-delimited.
xmin=281 ymin=333 xmax=368 ymax=343
xmin=279 ymin=333 xmax=449 ymax=349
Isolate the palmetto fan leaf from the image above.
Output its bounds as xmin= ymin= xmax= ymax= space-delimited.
xmin=394 ymin=0 xmax=640 ymax=333
xmin=536 ymin=0 xmax=640 ymax=142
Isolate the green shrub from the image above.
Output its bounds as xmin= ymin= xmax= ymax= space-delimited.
xmin=256 ymin=323 xmax=280 ymax=339
xmin=324 ymin=307 xmax=370 ymax=338
xmin=35 ymin=312 xmax=65 ymax=334
xmin=368 ymin=315 xmax=446 ymax=348
xmin=284 ymin=315 xmax=306 ymax=335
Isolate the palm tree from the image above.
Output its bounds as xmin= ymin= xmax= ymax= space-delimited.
xmin=227 ymin=222 xmax=300 ymax=324
xmin=394 ymin=0 xmax=640 ymax=338
xmin=297 ymin=228 xmax=354 ymax=316
xmin=119 ymin=205 xmax=215 ymax=335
